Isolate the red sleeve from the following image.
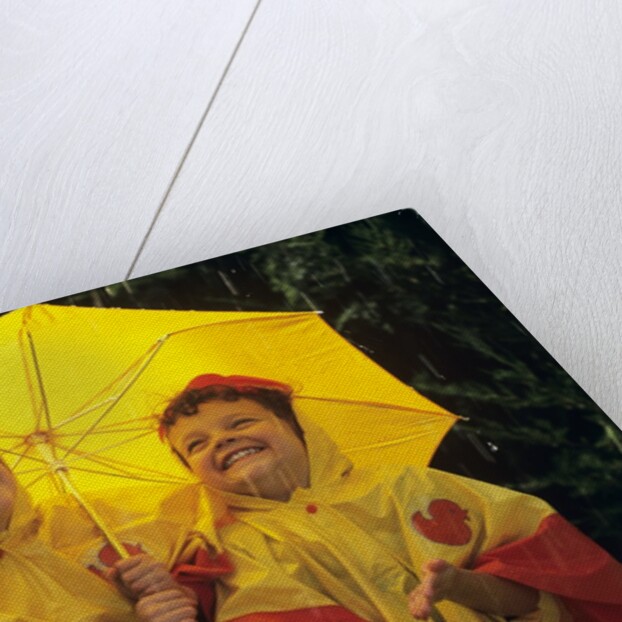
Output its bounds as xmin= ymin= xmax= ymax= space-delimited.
xmin=228 ymin=606 xmax=369 ymax=621
xmin=473 ymin=513 xmax=622 ymax=622
xmin=173 ymin=548 xmax=234 ymax=622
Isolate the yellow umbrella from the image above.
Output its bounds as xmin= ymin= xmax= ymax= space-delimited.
xmin=0 ymin=303 xmax=458 ymax=557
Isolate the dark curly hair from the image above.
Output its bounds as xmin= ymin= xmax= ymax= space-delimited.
xmin=160 ymin=385 xmax=305 ymax=468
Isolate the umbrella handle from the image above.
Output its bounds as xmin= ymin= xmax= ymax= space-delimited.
xmin=32 ymin=441 xmax=130 ymax=560
xmin=57 ymin=468 xmax=131 ymax=560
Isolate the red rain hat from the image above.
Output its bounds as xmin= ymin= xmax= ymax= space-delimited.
xmin=184 ymin=374 xmax=293 ymax=394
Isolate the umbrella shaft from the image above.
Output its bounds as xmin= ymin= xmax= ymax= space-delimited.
xmin=32 ymin=441 xmax=129 ymax=560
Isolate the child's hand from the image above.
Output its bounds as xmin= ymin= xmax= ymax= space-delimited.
xmin=409 ymin=558 xmax=541 ymax=619
xmin=106 ymin=554 xmax=198 ymax=621
xmin=135 ymin=587 xmax=198 ymax=622
xmin=108 ymin=554 xmax=180 ymax=599
xmin=408 ymin=559 xmax=457 ymax=620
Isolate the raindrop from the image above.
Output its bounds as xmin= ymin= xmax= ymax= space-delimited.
xmin=486 ymin=441 xmax=499 ymax=452
xmin=357 ymin=344 xmax=376 ymax=354
xmin=417 ymin=355 xmax=446 ymax=380
xmin=333 ymin=260 xmax=351 ymax=282
xmin=465 ymin=432 xmax=497 ymax=463
xmin=368 ymin=258 xmax=393 ymax=286
xmin=457 ymin=462 xmax=476 ymax=477
xmin=300 ymin=292 xmax=318 ymax=311
xmin=218 ymin=271 xmax=239 ymax=296
xmin=425 ymin=266 xmax=445 ymax=285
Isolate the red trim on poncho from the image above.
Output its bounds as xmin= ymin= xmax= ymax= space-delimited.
xmin=173 ymin=548 xmax=233 ymax=622
xmin=175 ymin=514 xmax=622 ymax=622
xmin=473 ymin=513 xmax=622 ymax=621
xmin=228 ymin=607 xmax=369 ymax=621
xmin=173 ymin=550 xmax=367 ymax=622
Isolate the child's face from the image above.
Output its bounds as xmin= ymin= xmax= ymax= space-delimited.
xmin=168 ymin=398 xmax=310 ymax=501
xmin=0 ymin=459 xmax=17 ymax=530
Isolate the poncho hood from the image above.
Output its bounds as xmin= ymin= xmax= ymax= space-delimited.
xmin=0 ymin=479 xmax=140 ymax=621
xmin=0 ymin=479 xmax=41 ymax=546
xmin=211 ymin=412 xmax=353 ymax=512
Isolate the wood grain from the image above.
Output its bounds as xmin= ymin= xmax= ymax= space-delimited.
xmin=3 ymin=1 xmax=619 ymax=423
xmin=132 ymin=0 xmax=621 ymax=421
xmin=0 ymin=0 xmax=257 ymax=309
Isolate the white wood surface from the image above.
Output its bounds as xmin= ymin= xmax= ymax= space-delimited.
xmin=2 ymin=1 xmax=620 ymax=422
xmin=0 ymin=0 xmax=256 ymax=306
xmin=131 ymin=0 xmax=622 ymax=421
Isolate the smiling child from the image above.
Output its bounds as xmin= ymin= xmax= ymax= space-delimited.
xmin=157 ymin=374 xmax=622 ymax=622
xmin=0 ymin=457 xmax=198 ymax=622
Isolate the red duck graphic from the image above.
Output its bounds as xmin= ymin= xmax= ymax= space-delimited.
xmin=411 ymin=498 xmax=472 ymax=546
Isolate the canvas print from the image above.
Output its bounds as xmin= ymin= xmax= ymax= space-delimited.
xmin=0 ymin=209 xmax=620 ymax=621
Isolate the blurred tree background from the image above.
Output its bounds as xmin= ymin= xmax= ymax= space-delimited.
xmin=53 ymin=209 xmax=622 ymax=557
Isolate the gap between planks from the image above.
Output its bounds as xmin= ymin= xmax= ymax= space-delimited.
xmin=125 ymin=0 xmax=265 ymax=281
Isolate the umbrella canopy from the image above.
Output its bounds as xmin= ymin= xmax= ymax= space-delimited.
xmin=0 ymin=304 xmax=458 ymax=525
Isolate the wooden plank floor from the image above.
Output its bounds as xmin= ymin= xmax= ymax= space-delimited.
xmin=2 ymin=1 xmax=620 ymax=422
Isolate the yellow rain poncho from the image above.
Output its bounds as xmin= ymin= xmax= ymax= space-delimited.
xmin=38 ymin=482 xmax=215 ymax=577
xmin=0 ymin=477 xmax=217 ymax=621
xmin=178 ymin=415 xmax=622 ymax=622
xmin=0 ymin=482 xmax=136 ymax=622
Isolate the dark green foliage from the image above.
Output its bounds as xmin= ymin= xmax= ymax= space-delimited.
xmin=54 ymin=210 xmax=621 ymax=557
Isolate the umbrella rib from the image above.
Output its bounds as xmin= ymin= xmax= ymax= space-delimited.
xmin=11 ymin=451 xmax=27 ymax=469
xmin=62 ymin=430 xmax=156 ymax=464
xmin=296 ymin=394 xmax=461 ymax=419
xmin=68 ymin=452 xmax=161 ymax=478
xmin=64 ymin=464 xmax=188 ymax=485
xmin=54 ymin=415 xmax=158 ymax=437
xmin=14 ymin=466 xmax=50 ymax=475
xmin=21 ymin=469 xmax=66 ymax=496
xmin=26 ymin=331 xmax=54 ymax=437
xmin=60 ymin=342 xmax=163 ymax=426
xmin=54 ymin=340 xmax=166 ymax=431
xmin=70 ymin=452 xmax=184 ymax=480
xmin=16 ymin=448 xmax=187 ymax=484
xmin=18 ymin=327 xmax=42 ymax=429
xmin=55 ymin=426 xmax=154 ymax=438
xmin=53 ymin=343 xmax=162 ymax=431
xmin=23 ymin=470 xmax=54 ymax=491
xmin=164 ymin=312 xmax=319 ymax=338
xmin=54 ymin=438 xmax=184 ymax=479
xmin=0 ymin=447 xmax=47 ymax=466
xmin=345 ymin=429 xmax=450 ymax=453
xmin=53 ymin=398 xmax=118 ymax=430
xmin=56 ymin=414 xmax=157 ymax=435
xmin=60 ymin=337 xmax=168 ymax=460
xmin=0 ymin=441 xmax=25 ymax=467
xmin=82 ymin=415 xmax=159 ymax=430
